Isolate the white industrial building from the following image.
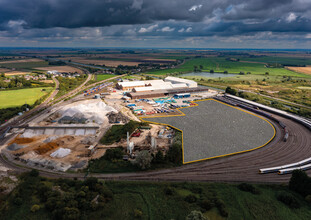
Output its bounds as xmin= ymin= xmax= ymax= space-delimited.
xmin=117 ymin=77 xmax=197 ymax=93
xmin=164 ymin=76 xmax=198 ymax=88
xmin=116 ymin=81 xmax=145 ymax=90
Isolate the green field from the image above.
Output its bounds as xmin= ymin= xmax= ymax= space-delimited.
xmin=2 ymin=171 xmax=311 ymax=220
xmin=0 ymin=87 xmax=53 ymax=109
xmin=96 ymin=74 xmax=115 ymax=81
xmin=0 ymin=61 xmax=49 ymax=69
xmin=240 ymin=56 xmax=311 ymax=66
xmin=147 ymin=57 xmax=311 ymax=78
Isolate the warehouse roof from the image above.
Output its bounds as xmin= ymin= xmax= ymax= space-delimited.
xmin=164 ymin=76 xmax=197 ymax=84
xmin=117 ymin=81 xmax=145 ymax=87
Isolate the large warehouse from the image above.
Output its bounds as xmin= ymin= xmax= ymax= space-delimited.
xmin=164 ymin=76 xmax=198 ymax=88
xmin=117 ymin=77 xmax=205 ymax=99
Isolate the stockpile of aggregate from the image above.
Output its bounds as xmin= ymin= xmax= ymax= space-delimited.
xmin=58 ymin=99 xmax=117 ymax=124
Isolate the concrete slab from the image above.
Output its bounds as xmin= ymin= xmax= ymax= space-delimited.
xmin=142 ymin=99 xmax=275 ymax=163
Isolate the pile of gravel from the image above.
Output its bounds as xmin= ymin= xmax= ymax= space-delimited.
xmin=7 ymin=143 xmax=26 ymax=151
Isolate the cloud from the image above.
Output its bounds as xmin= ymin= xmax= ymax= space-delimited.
xmin=189 ymin=4 xmax=203 ymax=12
xmin=286 ymin=12 xmax=297 ymax=22
xmin=160 ymin=26 xmax=175 ymax=32
xmin=138 ymin=24 xmax=158 ymax=33
xmin=0 ymin=0 xmax=311 ymax=48
xmin=131 ymin=0 xmax=143 ymax=10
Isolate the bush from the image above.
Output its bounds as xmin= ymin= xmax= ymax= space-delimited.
xmin=135 ymin=150 xmax=152 ymax=170
xmin=277 ymin=192 xmax=300 ymax=209
xmin=289 ymin=170 xmax=311 ymax=197
xmin=100 ymin=121 xmax=147 ymax=144
xmin=134 ymin=209 xmax=143 ymax=218
xmin=305 ymin=195 xmax=311 ymax=203
xmin=185 ymin=194 xmax=197 ymax=203
xmin=225 ymin=86 xmax=237 ymax=95
xmin=153 ymin=150 xmax=165 ymax=164
xmin=103 ymin=147 xmax=124 ymax=161
xmin=186 ymin=210 xmax=207 ymax=220
xmin=200 ymin=199 xmax=213 ymax=211
xmin=164 ymin=187 xmax=174 ymax=195
xmin=166 ymin=143 xmax=182 ymax=165
xmin=215 ymin=199 xmax=228 ymax=217
xmin=31 ymin=204 xmax=40 ymax=213
xmin=13 ymin=197 xmax=23 ymax=206
xmin=238 ymin=183 xmax=261 ymax=195
xmin=29 ymin=169 xmax=39 ymax=177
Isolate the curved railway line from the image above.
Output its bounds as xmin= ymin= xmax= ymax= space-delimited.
xmin=1 ymin=109 xmax=310 ymax=183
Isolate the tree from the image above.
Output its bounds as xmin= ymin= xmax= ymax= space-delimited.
xmin=223 ymin=70 xmax=228 ymax=74
xmin=289 ymin=170 xmax=311 ymax=196
xmin=135 ymin=150 xmax=152 ymax=169
xmin=153 ymin=150 xmax=165 ymax=164
xmin=199 ymin=65 xmax=203 ymax=69
xmin=186 ymin=210 xmax=207 ymax=220
xmin=265 ymin=72 xmax=269 ymax=75
xmin=63 ymin=207 xmax=80 ymax=220
xmin=166 ymin=143 xmax=182 ymax=164
xmin=210 ymin=69 xmax=214 ymax=73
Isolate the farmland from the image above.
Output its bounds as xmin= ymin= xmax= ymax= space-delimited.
xmin=34 ymin=66 xmax=83 ymax=74
xmin=96 ymin=74 xmax=116 ymax=81
xmin=0 ymin=61 xmax=50 ymax=69
xmin=0 ymin=87 xmax=53 ymax=109
xmin=286 ymin=66 xmax=311 ymax=75
xmin=147 ymin=57 xmax=311 ymax=78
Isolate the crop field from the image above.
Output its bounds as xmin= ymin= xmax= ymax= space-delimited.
xmin=0 ymin=58 xmax=43 ymax=64
xmin=0 ymin=61 xmax=50 ymax=69
xmin=286 ymin=66 xmax=311 ymax=75
xmin=4 ymin=71 xmax=31 ymax=76
xmin=0 ymin=87 xmax=53 ymax=109
xmin=34 ymin=65 xmax=83 ymax=74
xmin=0 ymin=67 xmax=10 ymax=72
xmin=147 ymin=57 xmax=311 ymax=78
xmin=143 ymin=99 xmax=275 ymax=163
xmin=240 ymin=56 xmax=311 ymax=66
xmin=96 ymin=74 xmax=116 ymax=81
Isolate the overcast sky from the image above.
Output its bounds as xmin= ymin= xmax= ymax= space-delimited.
xmin=0 ymin=0 xmax=311 ymax=48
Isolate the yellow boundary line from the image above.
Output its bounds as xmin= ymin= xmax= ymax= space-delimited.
xmin=140 ymin=98 xmax=276 ymax=164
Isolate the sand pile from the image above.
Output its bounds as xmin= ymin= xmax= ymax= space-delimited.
xmin=50 ymin=148 xmax=71 ymax=158
xmin=10 ymin=137 xmax=34 ymax=145
xmin=35 ymin=142 xmax=59 ymax=155
xmin=59 ymin=99 xmax=117 ymax=124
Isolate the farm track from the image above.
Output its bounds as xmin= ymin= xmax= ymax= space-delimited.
xmin=1 ymin=111 xmax=310 ymax=183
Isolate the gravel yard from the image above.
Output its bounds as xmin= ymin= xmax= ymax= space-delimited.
xmin=143 ymin=99 xmax=275 ymax=163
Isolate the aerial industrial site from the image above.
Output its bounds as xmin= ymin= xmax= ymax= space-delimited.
xmin=1 ymin=0 xmax=311 ymax=218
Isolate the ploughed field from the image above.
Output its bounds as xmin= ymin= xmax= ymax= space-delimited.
xmin=143 ymin=99 xmax=275 ymax=163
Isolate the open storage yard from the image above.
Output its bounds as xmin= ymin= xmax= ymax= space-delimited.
xmin=143 ymin=99 xmax=275 ymax=163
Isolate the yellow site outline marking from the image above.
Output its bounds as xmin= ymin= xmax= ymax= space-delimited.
xmin=140 ymin=98 xmax=276 ymax=164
